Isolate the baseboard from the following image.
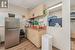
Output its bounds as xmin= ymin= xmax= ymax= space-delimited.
xmin=27 ymin=39 xmax=41 ymax=49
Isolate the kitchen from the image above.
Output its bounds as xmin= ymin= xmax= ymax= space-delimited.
xmin=0 ymin=0 xmax=70 ymax=50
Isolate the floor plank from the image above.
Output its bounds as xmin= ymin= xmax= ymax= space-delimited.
xmin=71 ymin=38 xmax=75 ymax=50
xmin=6 ymin=40 xmax=40 ymax=50
xmin=0 ymin=39 xmax=58 ymax=50
xmin=0 ymin=43 xmax=4 ymax=50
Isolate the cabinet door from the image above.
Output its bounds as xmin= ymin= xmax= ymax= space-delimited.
xmin=36 ymin=5 xmax=44 ymax=16
xmin=29 ymin=4 xmax=45 ymax=18
xmin=29 ymin=10 xmax=34 ymax=18
xmin=35 ymin=4 xmax=45 ymax=17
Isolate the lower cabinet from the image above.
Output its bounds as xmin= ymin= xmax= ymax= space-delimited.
xmin=27 ymin=28 xmax=46 ymax=48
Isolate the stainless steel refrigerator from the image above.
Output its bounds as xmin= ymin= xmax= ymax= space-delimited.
xmin=5 ymin=17 xmax=20 ymax=49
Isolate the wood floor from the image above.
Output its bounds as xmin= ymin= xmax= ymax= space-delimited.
xmin=0 ymin=39 xmax=58 ymax=50
xmin=71 ymin=38 xmax=75 ymax=50
xmin=0 ymin=43 xmax=5 ymax=50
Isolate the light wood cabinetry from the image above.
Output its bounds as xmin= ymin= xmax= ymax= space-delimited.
xmin=27 ymin=28 xmax=46 ymax=48
xmin=30 ymin=4 xmax=46 ymax=18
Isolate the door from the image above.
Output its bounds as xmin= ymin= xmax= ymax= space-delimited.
xmin=5 ymin=18 xmax=20 ymax=29
xmin=5 ymin=29 xmax=20 ymax=48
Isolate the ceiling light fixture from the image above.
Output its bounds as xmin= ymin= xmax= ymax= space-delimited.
xmin=47 ymin=3 xmax=62 ymax=11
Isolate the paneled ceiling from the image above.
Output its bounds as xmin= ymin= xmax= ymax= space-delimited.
xmin=9 ymin=0 xmax=75 ymax=9
xmin=9 ymin=0 xmax=50 ymax=9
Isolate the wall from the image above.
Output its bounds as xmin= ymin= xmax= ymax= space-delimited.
xmin=44 ymin=0 xmax=62 ymax=9
xmin=62 ymin=0 xmax=70 ymax=50
xmin=0 ymin=4 xmax=28 ymax=19
xmin=46 ymin=0 xmax=70 ymax=50
xmin=71 ymin=21 xmax=75 ymax=33
xmin=47 ymin=10 xmax=63 ymax=49
xmin=70 ymin=5 xmax=75 ymax=38
xmin=0 ymin=16 xmax=5 ymax=42
xmin=0 ymin=26 xmax=5 ymax=42
xmin=71 ymin=20 xmax=75 ymax=38
xmin=71 ymin=6 xmax=75 ymax=12
xmin=49 ymin=10 xmax=62 ymax=18
xmin=0 ymin=4 xmax=27 ymax=15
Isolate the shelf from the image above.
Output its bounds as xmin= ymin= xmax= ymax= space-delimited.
xmin=29 ymin=14 xmax=46 ymax=19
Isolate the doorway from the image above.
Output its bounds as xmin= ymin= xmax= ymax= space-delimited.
xmin=70 ymin=0 xmax=75 ymax=50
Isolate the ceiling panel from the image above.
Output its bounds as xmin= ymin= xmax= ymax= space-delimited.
xmin=9 ymin=0 xmax=63 ymax=10
xmin=9 ymin=0 xmax=49 ymax=9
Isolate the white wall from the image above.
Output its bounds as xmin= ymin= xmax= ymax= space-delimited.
xmin=70 ymin=2 xmax=75 ymax=38
xmin=45 ymin=0 xmax=62 ymax=9
xmin=47 ymin=10 xmax=63 ymax=49
xmin=62 ymin=0 xmax=70 ymax=50
xmin=0 ymin=27 xmax=5 ymax=42
xmin=49 ymin=10 xmax=62 ymax=18
xmin=46 ymin=0 xmax=70 ymax=50
xmin=0 ymin=4 xmax=28 ymax=18
xmin=0 ymin=16 xmax=5 ymax=42
xmin=71 ymin=21 xmax=75 ymax=38
xmin=71 ymin=6 xmax=75 ymax=12
xmin=71 ymin=21 xmax=75 ymax=33
xmin=0 ymin=4 xmax=27 ymax=15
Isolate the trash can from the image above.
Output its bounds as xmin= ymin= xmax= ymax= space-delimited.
xmin=42 ymin=34 xmax=52 ymax=50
